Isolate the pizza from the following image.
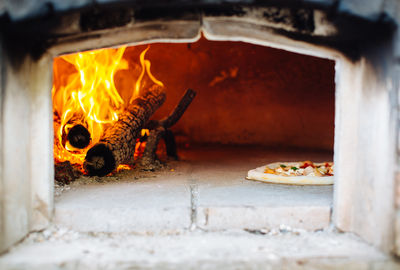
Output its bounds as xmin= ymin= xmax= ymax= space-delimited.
xmin=246 ymin=161 xmax=334 ymax=185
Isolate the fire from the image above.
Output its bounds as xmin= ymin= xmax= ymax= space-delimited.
xmin=52 ymin=46 xmax=163 ymax=165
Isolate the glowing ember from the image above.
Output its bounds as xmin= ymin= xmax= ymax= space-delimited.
xmin=53 ymin=46 xmax=163 ymax=166
xmin=116 ymin=164 xmax=132 ymax=172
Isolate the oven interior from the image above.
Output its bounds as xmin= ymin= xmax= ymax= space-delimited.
xmin=53 ymin=37 xmax=336 ymax=232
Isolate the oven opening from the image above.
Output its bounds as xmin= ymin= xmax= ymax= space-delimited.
xmin=53 ymin=37 xmax=335 ymax=232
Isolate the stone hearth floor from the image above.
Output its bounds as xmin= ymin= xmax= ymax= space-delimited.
xmin=54 ymin=145 xmax=333 ymax=232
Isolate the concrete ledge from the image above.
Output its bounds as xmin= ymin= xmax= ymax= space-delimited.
xmin=0 ymin=229 xmax=398 ymax=270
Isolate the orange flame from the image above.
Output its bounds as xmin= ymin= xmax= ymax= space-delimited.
xmin=131 ymin=47 xmax=164 ymax=102
xmin=53 ymin=46 xmax=162 ymax=165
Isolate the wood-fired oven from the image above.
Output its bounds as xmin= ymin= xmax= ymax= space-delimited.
xmin=0 ymin=0 xmax=399 ymax=262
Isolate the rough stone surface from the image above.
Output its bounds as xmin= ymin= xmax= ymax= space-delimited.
xmin=395 ymin=211 xmax=400 ymax=256
xmin=0 ymin=0 xmax=92 ymax=21
xmin=0 ymin=51 xmax=53 ymax=253
xmin=396 ymin=172 xmax=400 ymax=208
xmin=50 ymin=19 xmax=201 ymax=57
xmin=0 ymin=227 xmax=398 ymax=270
xmin=386 ymin=1 xmax=400 ymax=59
xmin=333 ymin=56 xmax=396 ymax=253
xmin=29 ymin=53 xmax=54 ymax=232
xmin=338 ymin=0 xmax=385 ymax=21
xmin=303 ymin=0 xmax=336 ymax=7
xmin=0 ymin=0 xmax=385 ymax=22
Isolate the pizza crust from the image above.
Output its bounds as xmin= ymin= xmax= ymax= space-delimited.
xmin=246 ymin=162 xmax=334 ymax=185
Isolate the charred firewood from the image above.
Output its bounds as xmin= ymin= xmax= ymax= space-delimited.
xmin=84 ymin=85 xmax=166 ymax=176
xmin=163 ymin=129 xmax=178 ymax=158
xmin=145 ymin=89 xmax=197 ymax=130
xmin=140 ymin=89 xmax=196 ymax=168
xmin=138 ymin=126 xmax=166 ymax=170
xmin=55 ymin=161 xmax=82 ymax=185
xmin=159 ymin=88 xmax=197 ymax=128
xmin=67 ymin=124 xmax=91 ymax=149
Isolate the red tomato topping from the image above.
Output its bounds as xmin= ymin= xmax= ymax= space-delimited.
xmin=300 ymin=162 xmax=315 ymax=169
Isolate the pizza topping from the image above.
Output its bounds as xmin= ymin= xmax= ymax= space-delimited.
xmin=303 ymin=166 xmax=314 ymax=175
xmin=300 ymin=161 xmax=315 ymax=168
xmin=265 ymin=168 xmax=275 ymax=174
xmin=264 ymin=161 xmax=333 ymax=177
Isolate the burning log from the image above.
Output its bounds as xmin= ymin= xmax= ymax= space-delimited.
xmin=67 ymin=124 xmax=91 ymax=149
xmin=139 ymin=89 xmax=196 ymax=169
xmin=84 ymin=85 xmax=166 ymax=176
